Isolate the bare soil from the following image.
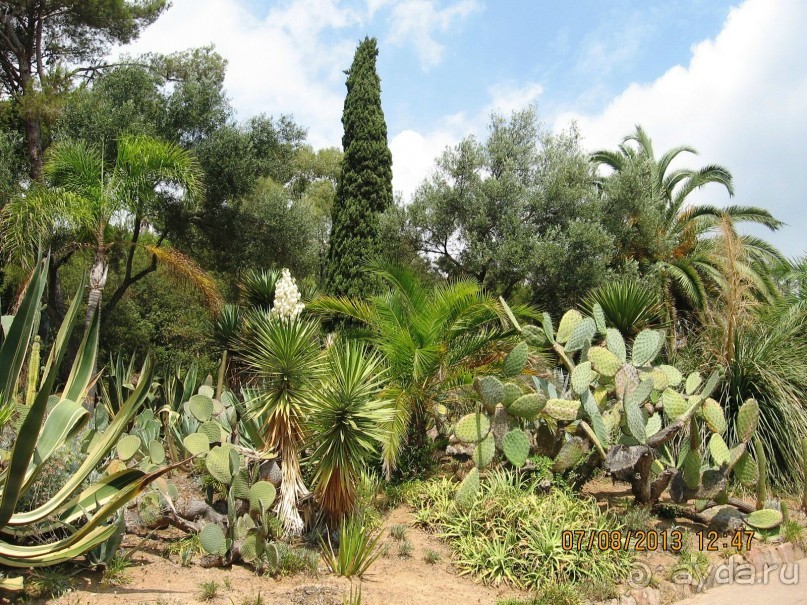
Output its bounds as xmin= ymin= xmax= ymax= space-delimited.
xmin=46 ymin=506 xmax=526 ymax=605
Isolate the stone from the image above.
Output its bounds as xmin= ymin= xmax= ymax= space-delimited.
xmin=629 ymin=588 xmax=660 ymax=605
xmin=775 ymin=542 xmax=795 ymax=564
xmin=745 ymin=548 xmax=765 ymax=572
xmin=701 ymin=505 xmax=746 ymax=532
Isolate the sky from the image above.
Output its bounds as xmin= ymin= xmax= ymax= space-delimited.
xmin=118 ymin=0 xmax=807 ymax=258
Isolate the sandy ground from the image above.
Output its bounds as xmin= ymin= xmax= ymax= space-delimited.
xmin=677 ymin=556 xmax=807 ymax=605
xmin=48 ymin=506 xmax=526 ymax=605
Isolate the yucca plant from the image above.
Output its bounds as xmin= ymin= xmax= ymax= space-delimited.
xmin=238 ymin=313 xmax=324 ymax=535
xmin=320 ymin=516 xmax=383 ymax=578
xmin=306 ymin=343 xmax=393 ymax=523
xmin=0 ymin=258 xmax=173 ymax=591
xmin=239 ymin=269 xmax=281 ymax=312
xmin=581 ymin=279 xmax=663 ymax=336
xmin=309 ymin=263 xmax=536 ymax=476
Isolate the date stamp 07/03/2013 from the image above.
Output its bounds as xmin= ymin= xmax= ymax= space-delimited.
xmin=561 ymin=529 xmax=756 ymax=553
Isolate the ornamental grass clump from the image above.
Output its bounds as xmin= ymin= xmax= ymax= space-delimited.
xmin=411 ymin=470 xmax=631 ymax=590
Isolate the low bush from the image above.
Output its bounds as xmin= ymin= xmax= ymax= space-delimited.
xmin=411 ymin=470 xmax=631 ymax=589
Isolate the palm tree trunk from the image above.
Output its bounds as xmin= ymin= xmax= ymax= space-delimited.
xmin=85 ymin=249 xmax=109 ymax=328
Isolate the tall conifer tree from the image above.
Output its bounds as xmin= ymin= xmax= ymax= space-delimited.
xmin=326 ymin=37 xmax=393 ymax=297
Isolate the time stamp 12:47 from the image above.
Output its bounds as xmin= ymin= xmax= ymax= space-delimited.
xmin=561 ymin=529 xmax=756 ymax=552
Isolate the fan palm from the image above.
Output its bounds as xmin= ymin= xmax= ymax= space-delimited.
xmin=592 ymin=126 xmax=784 ymax=343
xmin=0 ymin=135 xmax=210 ymax=328
xmin=238 ymin=314 xmax=323 ymax=535
xmin=306 ymin=342 xmax=392 ymax=523
xmin=309 ymin=264 xmax=536 ymax=476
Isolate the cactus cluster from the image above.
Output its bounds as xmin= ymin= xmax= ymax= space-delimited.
xmin=449 ymin=300 xmax=779 ymax=530
xmin=197 ymin=449 xmax=281 ymax=572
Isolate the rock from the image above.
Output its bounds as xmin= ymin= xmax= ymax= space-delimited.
xmin=701 ymin=505 xmax=746 ymax=532
xmin=776 ymin=542 xmax=795 ymax=564
xmin=629 ymin=587 xmax=660 ymax=605
xmin=745 ymin=548 xmax=766 ymax=572
xmin=445 ymin=442 xmax=475 ymax=457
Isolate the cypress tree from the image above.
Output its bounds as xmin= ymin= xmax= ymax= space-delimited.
xmin=325 ymin=37 xmax=393 ymax=297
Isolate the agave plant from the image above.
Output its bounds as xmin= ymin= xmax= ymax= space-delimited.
xmin=238 ymin=313 xmax=324 ymax=535
xmin=0 ymin=258 xmax=173 ymax=591
xmin=306 ymin=343 xmax=393 ymax=522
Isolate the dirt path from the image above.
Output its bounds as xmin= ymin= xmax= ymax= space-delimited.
xmin=50 ymin=506 xmax=525 ymax=605
xmin=675 ymin=557 xmax=807 ymax=605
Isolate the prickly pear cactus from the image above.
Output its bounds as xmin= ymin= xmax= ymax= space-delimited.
xmin=447 ymin=298 xmax=770 ymax=523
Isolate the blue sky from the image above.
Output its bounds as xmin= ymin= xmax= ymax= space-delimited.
xmin=119 ymin=0 xmax=807 ymax=257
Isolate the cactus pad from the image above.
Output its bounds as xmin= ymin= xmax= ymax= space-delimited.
xmin=685 ymin=372 xmax=702 ymax=396
xmin=454 ymin=412 xmax=491 ymax=443
xmin=592 ymin=303 xmax=607 ymax=334
xmin=503 ymin=342 xmax=529 ymax=377
xmin=657 ymin=365 xmax=682 ymax=388
xmin=544 ymin=398 xmax=581 ymax=422
xmin=508 ymin=393 xmax=546 ymax=420
xmin=565 ymin=317 xmax=597 ymax=352
xmin=249 ymin=481 xmax=277 ymax=513
xmin=188 ymin=394 xmax=214 ymax=422
xmin=117 ymin=435 xmax=141 ymax=461
xmin=709 ymin=434 xmax=730 ymax=466
xmin=200 ymin=523 xmax=228 ymax=555
xmin=183 ymin=432 xmax=210 ymax=455
xmin=522 ymin=325 xmax=546 ymax=348
xmin=645 ymin=413 xmax=662 ymax=437
xmin=206 ymin=445 xmax=237 ymax=484
xmin=682 ymin=449 xmax=702 ymax=489
xmin=662 ymin=388 xmax=688 ymax=420
xmin=541 ymin=312 xmax=555 ymax=343
xmin=472 ymin=433 xmax=495 ymax=468
xmin=502 ymin=383 xmax=522 ymax=408
xmin=148 ymin=439 xmax=166 ymax=465
xmin=473 ymin=376 xmax=505 ymax=406
xmin=571 ymin=361 xmax=596 ymax=395
xmin=733 ymin=452 xmax=759 ymax=487
xmin=231 ymin=470 xmax=251 ymax=500
xmin=702 ymin=398 xmax=727 ymax=434
xmin=737 ymin=399 xmax=760 ymax=442
xmin=107 ymin=459 xmax=127 ymax=475
xmin=199 ymin=420 xmax=222 ymax=444
xmin=552 ymin=437 xmax=585 ymax=472
xmin=455 ymin=467 xmax=479 ymax=506
xmin=556 ymin=310 xmax=582 ymax=344
xmin=265 ymin=542 xmax=280 ymax=571
xmin=631 ymin=329 xmax=664 ymax=367
xmin=198 ymin=385 xmax=215 ymax=399
xmin=240 ymin=530 xmax=261 ymax=563
xmin=588 ymin=346 xmax=622 ymax=377
xmin=623 ymin=395 xmax=647 ymax=444
xmin=745 ymin=509 xmax=783 ymax=530
xmin=646 ymin=368 xmax=668 ymax=391
xmin=605 ymin=328 xmax=627 ymax=363
xmin=502 ymin=429 xmax=530 ymax=468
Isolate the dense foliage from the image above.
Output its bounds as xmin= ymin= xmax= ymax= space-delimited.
xmin=325 ymin=37 xmax=393 ymax=298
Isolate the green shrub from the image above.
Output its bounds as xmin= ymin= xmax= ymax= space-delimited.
xmin=412 ymin=472 xmax=631 ymax=589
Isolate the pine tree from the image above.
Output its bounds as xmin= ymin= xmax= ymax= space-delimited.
xmin=325 ymin=37 xmax=393 ymax=297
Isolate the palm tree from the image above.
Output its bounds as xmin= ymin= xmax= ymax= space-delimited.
xmin=0 ymin=135 xmax=211 ymax=328
xmin=238 ymin=314 xmax=323 ymax=535
xmin=592 ymin=126 xmax=784 ymax=343
xmin=306 ymin=342 xmax=392 ymax=523
xmin=309 ymin=264 xmax=536 ymax=477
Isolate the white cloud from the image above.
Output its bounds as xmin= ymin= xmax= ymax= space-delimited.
xmin=386 ymin=0 xmax=481 ymax=70
xmin=553 ymin=0 xmax=807 ymax=256
xmin=116 ymin=0 xmax=361 ymax=148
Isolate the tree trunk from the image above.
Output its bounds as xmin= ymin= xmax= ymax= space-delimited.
xmin=24 ymin=113 xmax=43 ymax=181
xmin=85 ymin=249 xmax=109 ymax=328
